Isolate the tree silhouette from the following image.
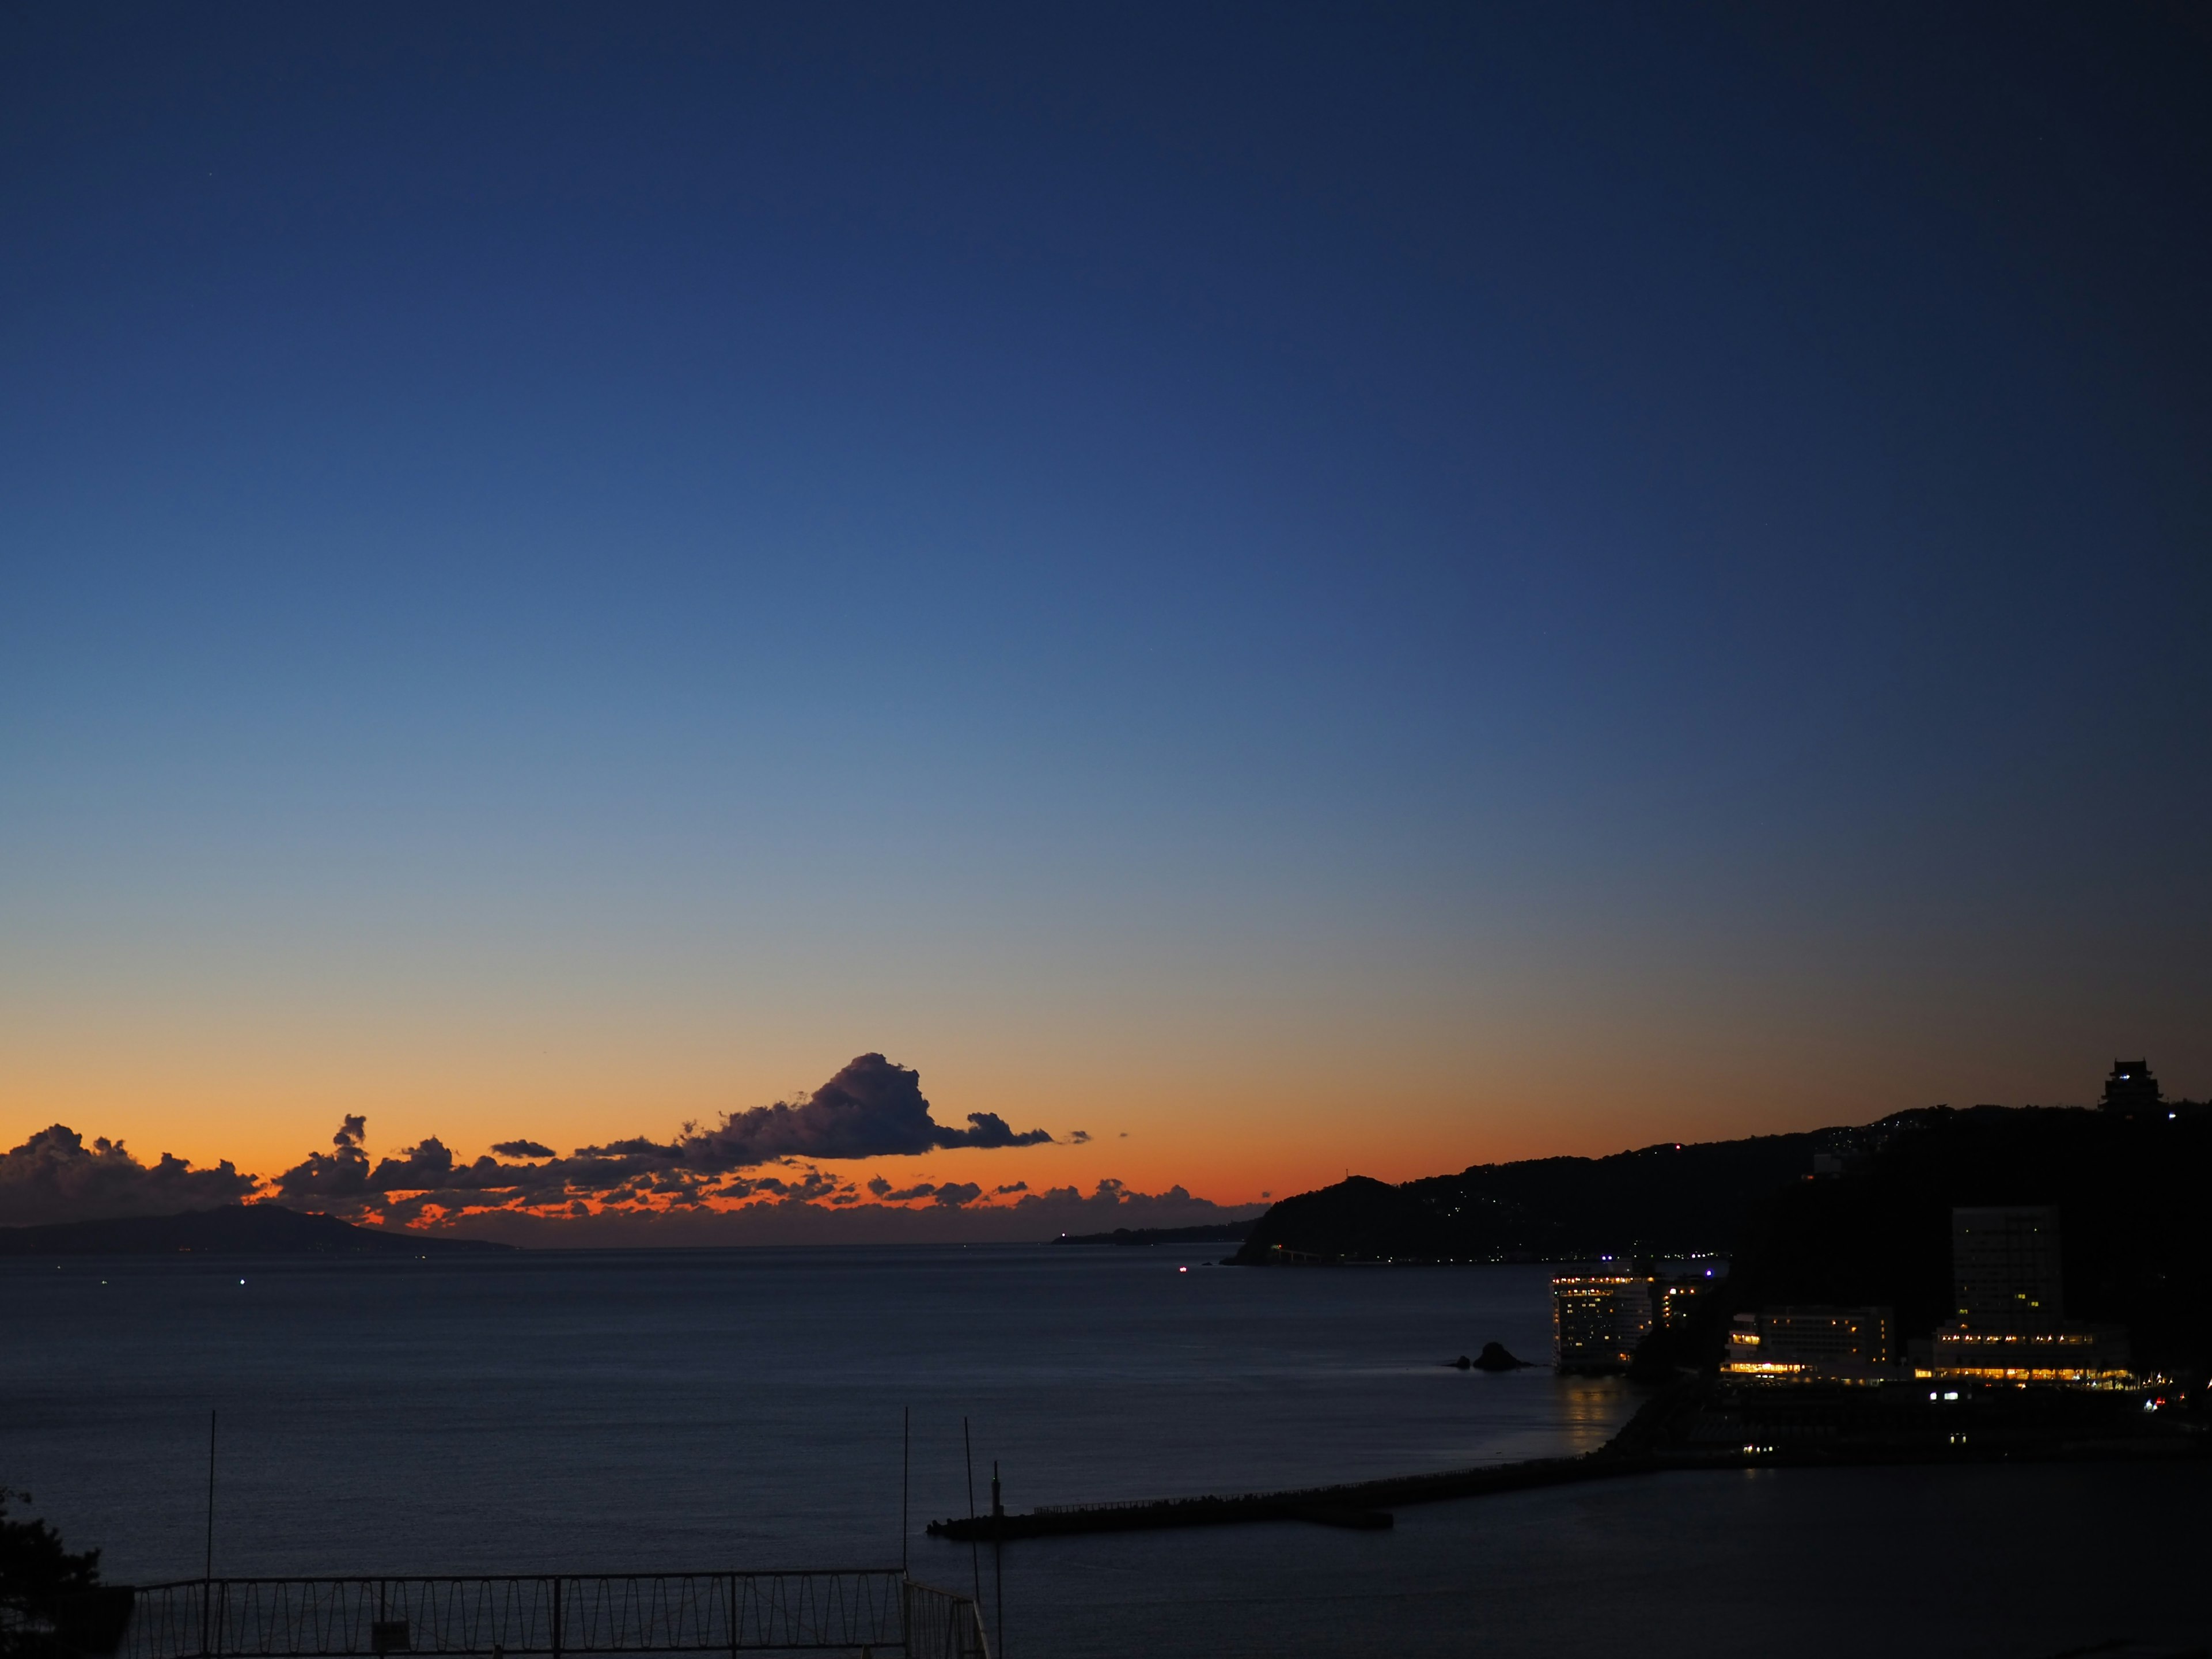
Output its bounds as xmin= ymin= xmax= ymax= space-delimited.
xmin=0 ymin=1489 xmax=102 ymax=1659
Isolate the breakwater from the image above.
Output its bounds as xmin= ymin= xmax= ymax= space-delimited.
xmin=925 ymin=1374 xmax=2207 ymax=1542
xmin=924 ymin=1450 xmax=1646 ymax=1540
xmin=927 ymin=1380 xmax=1696 ymax=1541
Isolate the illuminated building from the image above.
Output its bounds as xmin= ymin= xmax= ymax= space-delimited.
xmin=1952 ymin=1206 xmax=2062 ymax=1330
xmin=1723 ymin=1305 xmax=1893 ymax=1379
xmin=1930 ymin=1205 xmax=2133 ymax=1387
xmin=1551 ymin=1273 xmax=1652 ymax=1370
xmin=1656 ymin=1277 xmax=1706 ymax=1328
xmin=1927 ymin=1324 xmax=2131 ymax=1384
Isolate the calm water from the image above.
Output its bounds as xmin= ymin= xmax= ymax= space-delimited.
xmin=4 ymin=1246 xmax=2202 ymax=1656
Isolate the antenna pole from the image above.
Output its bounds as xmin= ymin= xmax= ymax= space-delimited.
xmin=991 ymin=1460 xmax=1003 ymax=1659
xmin=963 ymin=1419 xmax=980 ymax=1609
xmin=201 ymin=1409 xmax=217 ymax=1656
xmin=900 ymin=1407 xmax=910 ymax=1576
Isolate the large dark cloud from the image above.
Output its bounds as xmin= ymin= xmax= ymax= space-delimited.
xmin=271 ymin=1116 xmax=373 ymax=1198
xmin=268 ymin=1054 xmax=1053 ymax=1222
xmin=665 ymin=1054 xmax=1052 ymax=1168
xmin=0 ymin=1126 xmax=260 ymax=1226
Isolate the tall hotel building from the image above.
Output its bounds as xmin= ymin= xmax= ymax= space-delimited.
xmin=1929 ymin=1206 xmax=2130 ymax=1384
xmin=1551 ymin=1273 xmax=1653 ymax=1370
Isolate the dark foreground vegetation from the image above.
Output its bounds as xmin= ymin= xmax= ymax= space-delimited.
xmin=0 ymin=1205 xmax=512 ymax=1257
xmin=0 ymin=1491 xmax=122 ymax=1659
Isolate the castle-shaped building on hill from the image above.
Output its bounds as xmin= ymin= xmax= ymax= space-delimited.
xmin=2100 ymin=1059 xmax=2161 ymax=1116
xmin=2097 ymin=1058 xmax=2209 ymax=1122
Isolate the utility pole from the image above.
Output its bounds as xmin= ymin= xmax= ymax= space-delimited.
xmin=990 ymin=1461 xmax=1003 ymax=1659
xmin=962 ymin=1419 xmax=980 ymax=1609
xmin=900 ymin=1408 xmax=910 ymax=1577
xmin=200 ymin=1410 xmax=217 ymax=1657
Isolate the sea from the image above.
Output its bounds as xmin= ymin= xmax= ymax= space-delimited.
xmin=3 ymin=1244 xmax=2203 ymax=1658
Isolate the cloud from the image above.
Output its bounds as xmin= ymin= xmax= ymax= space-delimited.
xmin=665 ymin=1054 xmax=1052 ymax=1167
xmin=268 ymin=1054 xmax=1054 ymax=1224
xmin=0 ymin=1126 xmax=260 ymax=1227
xmin=228 ymin=1052 xmax=1276 ymax=1242
xmin=1007 ymin=1177 xmax=1249 ymax=1230
xmin=750 ymin=1169 xmax=844 ymax=1202
xmin=272 ymin=1113 xmax=394 ymax=1200
xmin=273 ymin=1137 xmax=371 ymax=1199
xmin=1069 ymin=1130 xmax=1091 ymax=1143
xmin=415 ymin=1179 xmax=1267 ymax=1247
xmin=945 ymin=1110 xmax=1053 ymax=1150
xmin=369 ymin=1138 xmax=457 ymax=1191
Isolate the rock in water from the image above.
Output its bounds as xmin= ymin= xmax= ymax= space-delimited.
xmin=1472 ymin=1341 xmax=1531 ymax=1371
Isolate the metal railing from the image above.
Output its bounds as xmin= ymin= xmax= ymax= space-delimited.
xmin=103 ymin=1574 xmax=986 ymax=1659
xmin=895 ymin=1585 xmax=987 ymax=1659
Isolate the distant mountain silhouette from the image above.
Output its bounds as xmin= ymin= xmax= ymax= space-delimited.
xmin=1232 ymin=1127 xmax=1852 ymax=1264
xmin=0 ymin=1203 xmax=513 ymax=1256
xmin=1052 ymin=1221 xmax=1257 ymax=1246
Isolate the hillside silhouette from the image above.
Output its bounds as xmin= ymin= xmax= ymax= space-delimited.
xmin=1233 ymin=1126 xmax=1848 ymax=1263
xmin=1235 ymin=1107 xmax=2212 ymax=1374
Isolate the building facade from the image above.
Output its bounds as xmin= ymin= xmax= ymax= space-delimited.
xmin=1551 ymin=1274 xmax=1653 ymax=1370
xmin=1928 ymin=1323 xmax=2131 ymax=1382
xmin=1952 ymin=1206 xmax=2063 ymax=1330
xmin=1724 ymin=1305 xmax=1894 ymax=1379
xmin=1931 ymin=1205 xmax=2133 ymax=1386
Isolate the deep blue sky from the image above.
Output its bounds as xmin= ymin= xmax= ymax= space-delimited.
xmin=4 ymin=3 xmax=2209 ymax=1200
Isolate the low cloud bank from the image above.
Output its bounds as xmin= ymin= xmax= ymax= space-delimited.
xmin=0 ymin=1054 xmax=1244 ymax=1241
xmin=415 ymin=1177 xmax=1264 ymax=1247
xmin=0 ymin=1126 xmax=259 ymax=1227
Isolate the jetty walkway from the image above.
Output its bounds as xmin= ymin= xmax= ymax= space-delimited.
xmin=926 ymin=1380 xmax=1699 ymax=1542
xmin=925 ymin=1450 xmax=1643 ymax=1540
xmin=925 ymin=1375 xmax=2207 ymax=1543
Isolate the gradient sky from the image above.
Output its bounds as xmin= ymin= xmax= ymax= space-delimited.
xmin=4 ymin=4 xmax=2209 ymax=1215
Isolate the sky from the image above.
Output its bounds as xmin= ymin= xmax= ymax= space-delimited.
xmin=3 ymin=3 xmax=2209 ymax=1237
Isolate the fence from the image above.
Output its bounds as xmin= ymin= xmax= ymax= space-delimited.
xmin=97 ymin=1574 xmax=986 ymax=1659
